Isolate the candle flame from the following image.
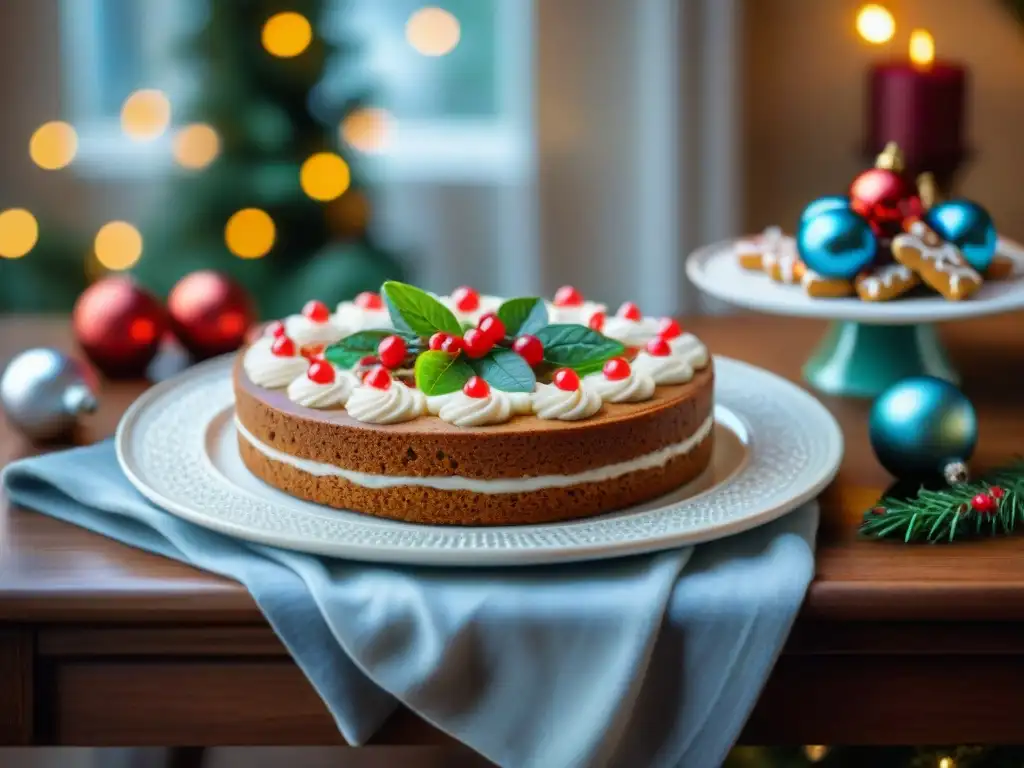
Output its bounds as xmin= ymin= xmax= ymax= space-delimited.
xmin=909 ymin=28 xmax=935 ymax=68
xmin=856 ymin=4 xmax=896 ymax=44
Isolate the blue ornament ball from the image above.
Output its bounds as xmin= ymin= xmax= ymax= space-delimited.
xmin=869 ymin=376 xmax=977 ymax=479
xmin=796 ymin=209 xmax=877 ymax=280
xmin=799 ymin=195 xmax=850 ymax=225
xmin=925 ymin=199 xmax=998 ymax=272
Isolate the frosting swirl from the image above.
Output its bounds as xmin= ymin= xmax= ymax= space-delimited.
xmin=601 ymin=315 xmax=661 ymax=348
xmin=278 ymin=314 xmax=346 ymax=347
xmin=584 ymin=369 xmax=656 ymax=403
xmin=435 ymin=390 xmax=516 ymax=427
xmin=286 ymin=367 xmax=359 ymax=409
xmin=532 ymin=382 xmax=603 ymax=421
xmin=346 ymin=381 xmax=427 ymax=425
xmin=632 ymin=351 xmax=695 ymax=385
xmin=668 ymin=332 xmax=710 ymax=368
xmin=243 ymin=338 xmax=308 ymax=388
xmin=427 ymin=390 xmax=532 ymax=418
xmin=545 ymin=300 xmax=607 ymax=326
xmin=334 ymin=302 xmax=393 ymax=334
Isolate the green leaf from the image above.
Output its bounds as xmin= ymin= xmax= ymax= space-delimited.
xmin=323 ymin=329 xmax=417 ymax=369
xmin=470 ymin=348 xmax=536 ymax=392
xmin=382 ymin=281 xmax=462 ymax=336
xmin=414 ymin=350 xmax=475 ymax=396
xmin=533 ymin=324 xmax=625 ymax=371
xmin=497 ymin=297 xmax=548 ymax=336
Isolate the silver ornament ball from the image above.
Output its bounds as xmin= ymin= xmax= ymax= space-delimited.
xmin=943 ymin=460 xmax=970 ymax=486
xmin=0 ymin=348 xmax=98 ymax=441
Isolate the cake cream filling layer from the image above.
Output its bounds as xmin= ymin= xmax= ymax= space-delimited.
xmin=235 ymin=412 xmax=714 ymax=495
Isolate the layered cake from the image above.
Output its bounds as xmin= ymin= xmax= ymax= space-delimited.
xmin=234 ymin=282 xmax=714 ymax=526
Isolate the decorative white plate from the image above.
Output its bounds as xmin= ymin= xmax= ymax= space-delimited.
xmin=686 ymin=236 xmax=1024 ymax=325
xmin=115 ymin=356 xmax=842 ymax=566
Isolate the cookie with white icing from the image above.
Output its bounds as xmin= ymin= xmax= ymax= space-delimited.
xmin=854 ymin=263 xmax=920 ymax=302
xmin=892 ymin=219 xmax=982 ymax=301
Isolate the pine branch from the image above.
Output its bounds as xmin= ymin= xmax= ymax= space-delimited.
xmin=860 ymin=462 xmax=1024 ymax=543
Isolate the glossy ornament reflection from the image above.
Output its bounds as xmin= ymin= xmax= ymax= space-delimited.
xmin=797 ymin=208 xmax=877 ymax=279
xmin=926 ymin=199 xmax=997 ymax=272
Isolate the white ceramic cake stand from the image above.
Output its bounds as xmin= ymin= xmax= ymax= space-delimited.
xmin=686 ymin=237 xmax=1024 ymax=398
xmin=116 ymin=355 xmax=842 ymax=566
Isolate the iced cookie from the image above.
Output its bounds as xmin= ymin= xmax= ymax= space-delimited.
xmin=854 ymin=263 xmax=920 ymax=302
xmin=985 ymin=253 xmax=1016 ymax=281
xmin=799 ymin=264 xmax=855 ymax=298
xmin=735 ymin=226 xmax=787 ymax=271
xmin=765 ymin=247 xmax=802 ymax=284
xmin=892 ymin=219 xmax=983 ymax=301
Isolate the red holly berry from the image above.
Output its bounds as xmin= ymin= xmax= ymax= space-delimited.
xmin=359 ymin=355 xmax=378 ymax=367
xmin=646 ymin=337 xmax=671 ymax=357
xmin=478 ymin=313 xmax=506 ymax=342
xmin=588 ymin=312 xmax=606 ymax=332
xmin=463 ymin=376 xmax=491 ymax=399
xmin=441 ymin=335 xmax=464 ymax=356
xmin=364 ymin=365 xmax=392 ymax=390
xmin=553 ymin=368 xmax=580 ymax=391
xmin=377 ymin=335 xmax=408 ymax=369
xmin=429 ymin=332 xmax=451 ymax=351
xmin=267 ymin=320 xmax=286 ymax=337
xmin=990 ymin=486 xmax=1006 ymax=499
xmin=463 ymin=328 xmax=493 ymax=358
xmin=870 ymin=506 xmax=886 ymax=516
xmin=355 ymin=291 xmax=383 ymax=310
xmin=971 ymin=493 xmax=997 ymax=515
xmin=657 ymin=318 xmax=682 ymax=339
xmin=512 ymin=334 xmax=543 ymax=366
xmin=618 ymin=302 xmax=642 ymax=321
xmin=307 ymin=360 xmax=335 ymax=384
xmin=301 ymin=343 xmax=325 ymax=361
xmin=603 ymin=357 xmax=631 ymax=381
xmin=452 ymin=286 xmax=480 ymax=312
xmin=302 ymin=300 xmax=330 ymax=323
xmin=271 ymin=336 xmax=296 ymax=357
xmin=554 ymin=285 xmax=583 ymax=307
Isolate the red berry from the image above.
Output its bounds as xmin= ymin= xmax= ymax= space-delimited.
xmin=646 ymin=337 xmax=671 ymax=357
xmin=441 ymin=335 xmax=464 ymax=355
xmin=307 ymin=360 xmax=335 ymax=384
xmin=478 ymin=313 xmax=506 ymax=342
xmin=377 ymin=335 xmax=408 ymax=369
xmin=463 ymin=328 xmax=493 ymax=358
xmin=554 ymin=285 xmax=583 ymax=307
xmin=303 ymin=300 xmax=330 ymax=323
xmin=359 ymin=355 xmax=378 ymax=367
xmin=452 ymin=286 xmax=480 ymax=312
xmin=429 ymin=332 xmax=451 ymax=351
xmin=512 ymin=334 xmax=543 ymax=366
xmin=991 ymin=486 xmax=1006 ymax=499
xmin=657 ymin=318 xmax=682 ymax=339
xmin=603 ymin=357 xmax=631 ymax=381
xmin=271 ymin=336 xmax=296 ymax=357
xmin=364 ymin=365 xmax=392 ymax=390
xmin=355 ymin=292 xmax=383 ymax=310
xmin=553 ymin=368 xmax=580 ymax=391
xmin=267 ymin=320 xmax=286 ymax=337
xmin=588 ymin=311 xmax=606 ymax=332
xmin=301 ymin=343 xmax=325 ymax=360
xmin=971 ymin=493 xmax=997 ymax=515
xmin=618 ymin=302 xmax=642 ymax=321
xmin=463 ymin=376 xmax=491 ymax=399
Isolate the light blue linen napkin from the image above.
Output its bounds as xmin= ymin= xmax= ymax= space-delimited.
xmin=2 ymin=440 xmax=817 ymax=768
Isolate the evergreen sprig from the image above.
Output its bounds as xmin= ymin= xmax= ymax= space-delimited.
xmin=860 ymin=463 xmax=1024 ymax=543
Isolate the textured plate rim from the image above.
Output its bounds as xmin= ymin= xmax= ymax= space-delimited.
xmin=115 ymin=355 xmax=843 ymax=566
xmin=686 ymin=237 xmax=1024 ymax=325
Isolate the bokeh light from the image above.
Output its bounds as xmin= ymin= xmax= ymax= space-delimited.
xmin=121 ymin=89 xmax=172 ymax=141
xmin=856 ymin=4 xmax=895 ymax=44
xmin=300 ymin=152 xmax=351 ymax=202
xmin=261 ymin=12 xmax=313 ymax=58
xmin=909 ymin=28 xmax=935 ymax=68
xmin=406 ymin=7 xmax=461 ymax=56
xmin=0 ymin=209 xmax=39 ymax=259
xmin=173 ymin=123 xmax=220 ymax=169
xmin=94 ymin=221 xmax=143 ymax=271
xmin=29 ymin=121 xmax=78 ymax=170
xmin=341 ymin=107 xmax=394 ymax=154
xmin=225 ymin=208 xmax=275 ymax=259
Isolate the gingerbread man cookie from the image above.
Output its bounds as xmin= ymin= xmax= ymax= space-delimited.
xmin=799 ymin=264 xmax=855 ymax=298
xmin=892 ymin=219 xmax=983 ymax=301
xmin=854 ymin=263 xmax=920 ymax=302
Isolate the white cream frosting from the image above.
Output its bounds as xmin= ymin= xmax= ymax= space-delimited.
xmin=236 ymin=413 xmax=714 ymax=493
xmin=439 ymin=294 xmax=503 ymax=325
xmin=346 ymin=380 xmax=427 ymax=425
xmin=433 ymin=389 xmax=518 ymax=427
xmin=243 ymin=337 xmax=309 ymax=389
xmin=584 ymin=369 xmax=656 ymax=403
xmin=602 ymin=315 xmax=661 ymax=348
xmin=279 ymin=314 xmax=347 ymax=347
xmin=545 ymin=300 xmax=607 ymax=326
xmin=334 ymin=302 xmax=394 ymax=334
xmin=668 ymin=332 xmax=710 ymax=368
xmin=532 ymin=382 xmax=603 ymax=421
xmin=285 ymin=367 xmax=359 ymax=409
xmin=632 ymin=339 xmax=708 ymax=385
xmin=427 ymin=390 xmax=532 ymax=418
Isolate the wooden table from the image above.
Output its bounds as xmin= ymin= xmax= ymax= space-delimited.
xmin=4 ymin=314 xmax=1024 ymax=751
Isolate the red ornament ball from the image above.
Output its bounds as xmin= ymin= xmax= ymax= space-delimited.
xmin=603 ymin=357 xmax=631 ymax=381
xmin=553 ymin=368 xmax=580 ymax=392
xmin=377 ymin=335 xmax=408 ymax=369
xmin=307 ymin=360 xmax=336 ymax=385
xmin=478 ymin=313 xmax=506 ymax=342
xmin=73 ymin=276 xmax=169 ymax=378
xmin=849 ymin=168 xmax=912 ymax=231
xmin=512 ymin=334 xmax=543 ymax=366
xmin=971 ymin=493 xmax=997 ymax=515
xmin=168 ymin=270 xmax=256 ymax=360
xmin=463 ymin=376 xmax=491 ymax=399
xmin=463 ymin=328 xmax=493 ymax=359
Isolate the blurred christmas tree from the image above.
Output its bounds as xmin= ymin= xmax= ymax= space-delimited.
xmin=131 ymin=0 xmax=404 ymax=319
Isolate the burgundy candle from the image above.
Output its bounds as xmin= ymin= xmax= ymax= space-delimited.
xmin=867 ymin=34 xmax=968 ymax=178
